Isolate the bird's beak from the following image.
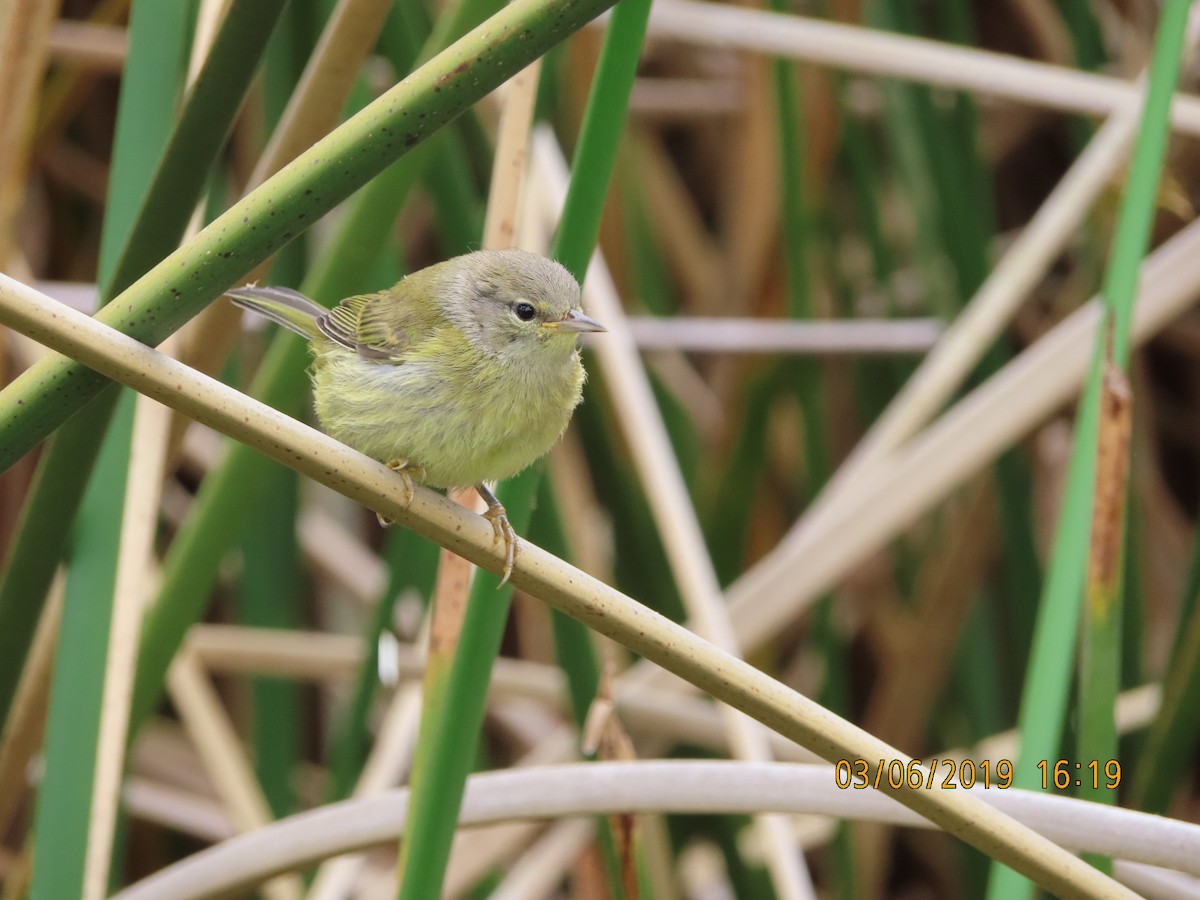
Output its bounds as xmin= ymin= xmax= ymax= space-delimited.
xmin=543 ymin=309 xmax=606 ymax=333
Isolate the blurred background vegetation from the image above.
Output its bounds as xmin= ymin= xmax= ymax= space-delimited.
xmin=1 ymin=0 xmax=1200 ymax=897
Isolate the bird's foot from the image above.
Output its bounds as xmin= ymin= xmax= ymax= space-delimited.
xmin=483 ymin=504 xmax=517 ymax=587
xmin=476 ymin=483 xmax=517 ymax=587
xmin=377 ymin=458 xmax=425 ymax=527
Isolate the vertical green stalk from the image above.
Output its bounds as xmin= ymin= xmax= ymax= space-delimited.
xmin=396 ymin=471 xmax=538 ymax=898
xmin=237 ymin=462 xmax=303 ymax=816
xmin=767 ymin=0 xmax=827 ymax=491
xmin=29 ymin=393 xmax=136 ymax=900
xmin=550 ymin=0 xmax=653 ymax=280
xmin=987 ymin=1 xmax=1190 ymax=894
xmin=1077 ymin=0 xmax=1188 ymax=828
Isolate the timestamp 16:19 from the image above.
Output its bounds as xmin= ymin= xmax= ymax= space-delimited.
xmin=1037 ymin=759 xmax=1121 ymax=790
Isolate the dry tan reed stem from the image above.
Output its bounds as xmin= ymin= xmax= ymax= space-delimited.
xmin=444 ymin=733 xmax=579 ymax=895
xmin=0 ymin=0 xmax=60 ymax=266
xmin=47 ymin=21 xmax=127 ymax=72
xmin=627 ymin=315 xmax=942 ymax=353
xmin=0 ymin=576 xmax=62 ymax=838
xmin=185 ymin=624 xmax=820 ymax=763
xmin=297 ymin=508 xmax=386 ymax=604
xmin=34 ymin=281 xmax=944 ymax=353
xmin=1116 ymin=864 xmax=1200 ymax=896
xmin=306 ymin=684 xmax=425 ymax=900
xmin=188 ymin=626 xmax=365 ymax=679
xmin=531 ymin=128 xmax=816 ymax=900
xmin=82 ymin=360 xmax=176 ymax=900
xmin=483 ymin=60 xmax=543 ymax=249
xmin=167 ymin=649 xmax=303 ymax=900
xmin=255 ymin=0 xmax=394 ymax=184
xmin=0 ymin=274 xmax=1138 ymax=899
xmin=630 ymin=76 xmax=742 ymax=118
xmin=724 ymin=215 xmax=1200 ymax=652
xmin=642 ymin=0 xmax=1200 ymax=135
xmin=122 ymin=776 xmax=234 ymax=843
xmin=113 ymin=761 xmax=1198 ymax=900
xmin=446 ymin=823 xmax=549 ymax=896
xmin=487 ymin=819 xmax=596 ymax=900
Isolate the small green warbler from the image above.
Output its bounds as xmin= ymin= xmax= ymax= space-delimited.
xmin=227 ymin=249 xmax=605 ymax=583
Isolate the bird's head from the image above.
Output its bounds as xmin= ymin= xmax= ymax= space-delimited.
xmin=446 ymin=250 xmax=605 ymax=359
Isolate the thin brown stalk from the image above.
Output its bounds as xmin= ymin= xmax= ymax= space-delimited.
xmin=483 ymin=61 xmax=543 ymax=250
xmin=0 ymin=0 xmax=62 ymax=265
xmin=82 ymin=368 xmax=175 ymax=900
xmin=1087 ymin=361 xmax=1133 ymax=606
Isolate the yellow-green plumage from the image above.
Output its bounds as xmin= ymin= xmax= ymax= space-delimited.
xmin=226 ymin=249 xmax=603 ymax=491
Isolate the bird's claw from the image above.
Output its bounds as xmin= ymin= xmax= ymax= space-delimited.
xmin=483 ymin=502 xmax=517 ymax=587
xmin=377 ymin=459 xmax=425 ymax=526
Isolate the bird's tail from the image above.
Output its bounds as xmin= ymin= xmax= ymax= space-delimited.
xmin=226 ymin=285 xmax=326 ymax=341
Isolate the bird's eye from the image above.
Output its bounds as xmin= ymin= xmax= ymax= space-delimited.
xmin=514 ymin=301 xmax=536 ymax=321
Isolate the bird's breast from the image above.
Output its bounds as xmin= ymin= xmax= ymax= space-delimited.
xmin=311 ymin=346 xmax=585 ymax=488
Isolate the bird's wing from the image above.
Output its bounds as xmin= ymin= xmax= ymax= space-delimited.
xmin=317 ymin=281 xmax=439 ymax=363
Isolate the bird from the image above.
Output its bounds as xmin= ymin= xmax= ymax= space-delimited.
xmin=226 ymin=249 xmax=605 ymax=585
